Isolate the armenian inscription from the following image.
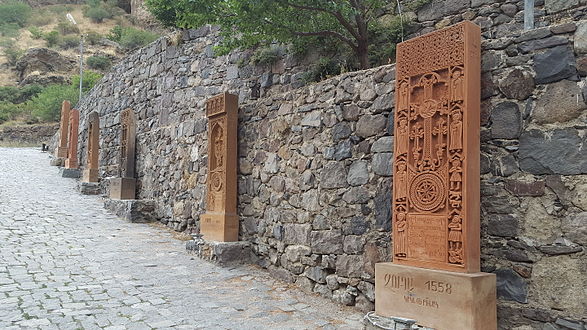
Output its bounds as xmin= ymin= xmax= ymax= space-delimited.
xmin=200 ymin=93 xmax=239 ymax=242
xmin=392 ymin=21 xmax=481 ymax=273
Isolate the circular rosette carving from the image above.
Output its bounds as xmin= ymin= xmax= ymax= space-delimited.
xmin=210 ymin=172 xmax=223 ymax=192
xmin=409 ymin=172 xmax=446 ymax=212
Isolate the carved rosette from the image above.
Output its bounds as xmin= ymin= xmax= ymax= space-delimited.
xmin=392 ymin=22 xmax=480 ymax=272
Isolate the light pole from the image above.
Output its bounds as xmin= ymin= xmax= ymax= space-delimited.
xmin=66 ymin=13 xmax=83 ymax=103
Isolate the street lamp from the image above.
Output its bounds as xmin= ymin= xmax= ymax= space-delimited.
xmin=66 ymin=13 xmax=84 ymax=103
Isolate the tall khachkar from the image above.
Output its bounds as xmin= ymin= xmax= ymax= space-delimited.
xmin=55 ymin=100 xmax=71 ymax=159
xmin=64 ymin=109 xmax=79 ymax=169
xmin=110 ymin=109 xmax=136 ymax=200
xmin=374 ymin=22 xmax=496 ymax=330
xmin=200 ymin=93 xmax=238 ymax=242
xmin=82 ymin=112 xmax=100 ymax=183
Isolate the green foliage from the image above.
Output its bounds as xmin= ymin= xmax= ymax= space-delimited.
xmin=48 ymin=5 xmax=73 ymax=15
xmin=0 ymin=85 xmax=43 ymax=104
xmin=43 ymin=30 xmax=61 ymax=48
xmin=0 ymin=101 xmax=25 ymax=124
xmin=28 ymin=84 xmax=78 ymax=122
xmin=29 ymin=10 xmax=53 ymax=26
xmin=86 ymin=55 xmax=111 ymax=70
xmin=3 ymin=46 xmax=24 ymax=66
xmin=85 ymin=6 xmax=112 ymax=23
xmin=86 ymin=0 xmax=102 ymax=7
xmin=60 ymin=35 xmax=80 ymax=49
xmin=303 ymin=58 xmax=343 ymax=83
xmin=57 ymin=22 xmax=80 ymax=35
xmin=108 ymin=25 xmax=157 ymax=49
xmin=72 ymin=71 xmax=103 ymax=93
xmin=28 ymin=26 xmax=44 ymax=39
xmin=0 ymin=1 xmax=32 ymax=27
xmin=0 ymin=23 xmax=20 ymax=37
xmin=250 ymin=47 xmax=281 ymax=67
xmin=86 ymin=31 xmax=102 ymax=45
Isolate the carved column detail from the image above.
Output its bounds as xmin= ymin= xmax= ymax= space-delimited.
xmin=64 ymin=109 xmax=79 ymax=169
xmin=392 ymin=22 xmax=481 ymax=273
xmin=83 ymin=112 xmax=100 ymax=183
xmin=200 ymin=92 xmax=239 ymax=242
xmin=56 ymin=100 xmax=71 ymax=158
xmin=110 ymin=109 xmax=137 ymax=200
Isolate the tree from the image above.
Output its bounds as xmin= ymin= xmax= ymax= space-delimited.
xmin=146 ymin=0 xmax=419 ymax=69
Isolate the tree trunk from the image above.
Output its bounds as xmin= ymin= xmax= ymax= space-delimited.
xmin=357 ymin=39 xmax=369 ymax=69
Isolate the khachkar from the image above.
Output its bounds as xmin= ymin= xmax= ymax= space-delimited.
xmin=110 ymin=109 xmax=136 ymax=200
xmin=82 ymin=112 xmax=100 ymax=183
xmin=64 ymin=109 xmax=79 ymax=169
xmin=200 ymin=92 xmax=239 ymax=242
xmin=55 ymin=100 xmax=71 ymax=159
xmin=374 ymin=22 xmax=496 ymax=330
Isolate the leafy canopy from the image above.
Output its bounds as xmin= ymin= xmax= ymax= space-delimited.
xmin=145 ymin=0 xmax=414 ymax=69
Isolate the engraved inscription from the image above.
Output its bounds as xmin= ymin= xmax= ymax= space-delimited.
xmin=407 ymin=215 xmax=446 ymax=262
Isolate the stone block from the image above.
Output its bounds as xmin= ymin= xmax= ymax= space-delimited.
xmin=186 ymin=237 xmax=252 ymax=266
xmin=533 ymin=46 xmax=577 ymax=84
xmin=109 ymin=177 xmax=136 ymax=200
xmin=50 ymin=157 xmax=64 ymax=167
xmin=200 ymin=212 xmax=239 ymax=242
xmin=545 ymin=0 xmax=579 ymax=13
xmin=78 ymin=182 xmax=101 ymax=195
xmin=104 ymin=199 xmax=156 ymax=223
xmin=533 ymin=80 xmax=586 ymax=124
xmin=375 ymin=263 xmax=496 ymax=330
xmin=82 ymin=168 xmax=99 ymax=183
xmin=59 ymin=167 xmax=80 ymax=179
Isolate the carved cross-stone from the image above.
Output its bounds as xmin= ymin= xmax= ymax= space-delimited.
xmin=55 ymin=100 xmax=71 ymax=159
xmin=200 ymin=92 xmax=239 ymax=242
xmin=374 ymin=22 xmax=496 ymax=330
xmin=82 ymin=112 xmax=100 ymax=183
xmin=64 ymin=109 xmax=79 ymax=169
xmin=110 ymin=109 xmax=137 ymax=200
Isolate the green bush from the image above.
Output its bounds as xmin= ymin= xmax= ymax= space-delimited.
xmin=119 ymin=27 xmax=158 ymax=50
xmin=28 ymin=84 xmax=78 ymax=122
xmin=86 ymin=55 xmax=111 ymax=70
xmin=85 ymin=6 xmax=112 ymax=23
xmin=60 ymin=35 xmax=80 ymax=49
xmin=3 ymin=46 xmax=24 ymax=66
xmin=28 ymin=26 xmax=44 ymax=39
xmin=107 ymin=24 xmax=123 ymax=42
xmin=57 ymin=22 xmax=80 ymax=35
xmin=86 ymin=31 xmax=102 ymax=45
xmin=72 ymin=70 xmax=103 ymax=93
xmin=303 ymin=58 xmax=342 ymax=83
xmin=0 ymin=101 xmax=25 ymax=124
xmin=48 ymin=5 xmax=73 ymax=15
xmin=43 ymin=31 xmax=61 ymax=48
xmin=0 ymin=23 xmax=21 ymax=37
xmin=0 ymin=85 xmax=43 ymax=104
xmin=0 ymin=1 xmax=32 ymax=27
xmin=250 ymin=47 xmax=281 ymax=67
xmin=29 ymin=10 xmax=53 ymax=26
xmin=86 ymin=0 xmax=102 ymax=7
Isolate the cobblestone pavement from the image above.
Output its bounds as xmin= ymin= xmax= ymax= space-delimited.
xmin=0 ymin=148 xmax=363 ymax=330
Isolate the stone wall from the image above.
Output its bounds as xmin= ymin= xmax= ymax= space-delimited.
xmin=71 ymin=0 xmax=587 ymax=328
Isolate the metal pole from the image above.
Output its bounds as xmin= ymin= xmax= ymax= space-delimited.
xmin=524 ymin=0 xmax=535 ymax=31
xmin=79 ymin=34 xmax=84 ymax=103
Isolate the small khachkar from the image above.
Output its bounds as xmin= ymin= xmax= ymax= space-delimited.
xmin=64 ymin=109 xmax=79 ymax=169
xmin=110 ymin=108 xmax=137 ymax=200
xmin=82 ymin=112 xmax=100 ymax=183
xmin=200 ymin=92 xmax=239 ymax=242
xmin=392 ymin=21 xmax=482 ymax=273
xmin=55 ymin=100 xmax=71 ymax=159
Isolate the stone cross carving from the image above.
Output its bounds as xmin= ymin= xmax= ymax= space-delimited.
xmin=64 ymin=109 xmax=79 ymax=169
xmin=392 ymin=21 xmax=481 ymax=273
xmin=110 ymin=108 xmax=137 ymax=200
xmin=200 ymin=92 xmax=239 ymax=242
xmin=82 ymin=112 xmax=100 ymax=183
xmin=56 ymin=100 xmax=71 ymax=158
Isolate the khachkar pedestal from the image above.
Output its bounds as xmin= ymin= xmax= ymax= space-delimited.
xmin=200 ymin=93 xmax=239 ymax=242
xmin=51 ymin=100 xmax=70 ymax=166
xmin=374 ymin=22 xmax=496 ymax=330
xmin=82 ymin=112 xmax=100 ymax=183
xmin=60 ymin=109 xmax=81 ymax=178
xmin=110 ymin=109 xmax=136 ymax=200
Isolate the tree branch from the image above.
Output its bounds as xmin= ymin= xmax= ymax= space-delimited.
xmin=262 ymin=18 xmax=357 ymax=49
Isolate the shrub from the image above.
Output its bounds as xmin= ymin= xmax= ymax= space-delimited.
xmin=60 ymin=35 xmax=80 ymax=49
xmin=119 ymin=27 xmax=158 ymax=50
xmin=0 ymin=101 xmax=25 ymax=124
xmin=107 ymin=25 xmax=123 ymax=42
xmin=85 ymin=7 xmax=112 ymax=23
xmin=28 ymin=26 xmax=44 ymax=39
xmin=0 ymin=1 xmax=32 ymax=27
xmin=3 ymin=46 xmax=24 ymax=66
xmin=0 ymin=23 xmax=20 ymax=37
xmin=303 ymin=58 xmax=342 ymax=83
xmin=86 ymin=31 xmax=102 ymax=45
xmin=43 ymin=31 xmax=61 ymax=48
xmin=250 ymin=47 xmax=281 ymax=67
xmin=48 ymin=5 xmax=73 ymax=15
xmin=86 ymin=55 xmax=111 ymax=70
xmin=86 ymin=0 xmax=102 ymax=8
xmin=29 ymin=10 xmax=53 ymax=26
xmin=28 ymin=84 xmax=78 ymax=122
xmin=72 ymin=71 xmax=103 ymax=93
xmin=57 ymin=22 xmax=80 ymax=35
xmin=0 ymin=85 xmax=43 ymax=104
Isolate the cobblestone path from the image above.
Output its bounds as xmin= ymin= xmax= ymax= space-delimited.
xmin=0 ymin=148 xmax=363 ymax=330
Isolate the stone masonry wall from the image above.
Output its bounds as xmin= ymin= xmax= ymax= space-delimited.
xmin=71 ymin=0 xmax=587 ymax=329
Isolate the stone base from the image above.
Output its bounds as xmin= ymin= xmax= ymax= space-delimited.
xmin=104 ymin=199 xmax=156 ymax=223
xmin=78 ymin=182 xmax=101 ymax=195
xmin=186 ymin=235 xmax=252 ymax=265
xmin=64 ymin=159 xmax=78 ymax=169
xmin=200 ymin=212 xmax=238 ymax=242
xmin=56 ymin=147 xmax=67 ymax=159
xmin=110 ymin=177 xmax=136 ymax=200
xmin=59 ymin=167 xmax=80 ymax=178
xmin=50 ymin=157 xmax=64 ymax=167
xmin=375 ymin=263 xmax=496 ymax=330
xmin=82 ymin=168 xmax=99 ymax=183
xmin=363 ymin=312 xmax=433 ymax=330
